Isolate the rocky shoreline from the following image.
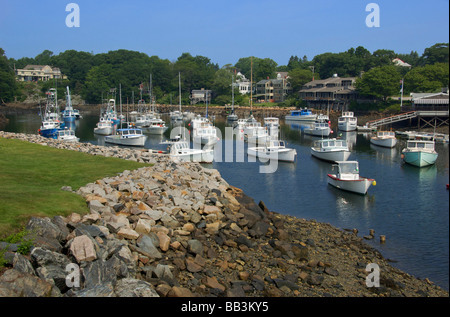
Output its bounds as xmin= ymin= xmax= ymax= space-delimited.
xmin=0 ymin=131 xmax=448 ymax=297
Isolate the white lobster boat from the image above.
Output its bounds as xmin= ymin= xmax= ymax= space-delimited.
xmin=327 ymin=161 xmax=376 ymax=195
xmin=370 ymin=131 xmax=397 ymax=148
xmin=311 ymin=138 xmax=351 ymax=162
xmin=247 ymin=140 xmax=297 ymax=162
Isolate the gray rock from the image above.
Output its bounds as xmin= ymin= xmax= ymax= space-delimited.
xmin=188 ymin=239 xmax=204 ymax=256
xmin=136 ymin=235 xmax=162 ymax=259
xmin=114 ymin=278 xmax=159 ymax=297
xmin=26 ymin=217 xmax=65 ymax=243
xmin=71 ymin=282 xmax=115 ymax=297
xmin=13 ymin=253 xmax=36 ymax=276
xmin=0 ymin=269 xmax=62 ymax=297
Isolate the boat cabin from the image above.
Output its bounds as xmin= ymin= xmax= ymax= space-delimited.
xmin=117 ymin=128 xmax=143 ymax=136
xmin=333 ymin=161 xmax=360 ymax=180
xmin=406 ymin=140 xmax=435 ymax=151
xmin=314 ymin=139 xmax=348 ymax=151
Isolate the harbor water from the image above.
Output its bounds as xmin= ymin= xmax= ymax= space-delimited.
xmin=2 ymin=112 xmax=449 ymax=291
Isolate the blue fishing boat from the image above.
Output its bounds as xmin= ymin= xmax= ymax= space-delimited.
xmin=38 ymin=88 xmax=64 ymax=138
xmin=285 ymin=108 xmax=317 ymax=121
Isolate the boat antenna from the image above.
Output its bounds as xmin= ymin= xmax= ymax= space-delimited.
xmin=250 ymin=56 xmax=253 ymax=116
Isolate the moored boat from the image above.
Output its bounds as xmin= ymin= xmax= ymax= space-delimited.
xmin=338 ymin=112 xmax=357 ymax=132
xmin=247 ymin=139 xmax=297 ymax=162
xmin=401 ymin=140 xmax=438 ymax=167
xmin=161 ymin=138 xmax=214 ymax=163
xmin=105 ymin=127 xmax=147 ymax=147
xmin=370 ymin=131 xmax=397 ymax=148
xmin=304 ymin=121 xmax=331 ymax=137
xmin=311 ymin=138 xmax=351 ymax=162
xmin=285 ymin=108 xmax=317 ymax=121
xmin=56 ymin=128 xmax=79 ymax=142
xmin=94 ymin=120 xmax=114 ymax=135
xmin=327 ymin=161 xmax=376 ymax=195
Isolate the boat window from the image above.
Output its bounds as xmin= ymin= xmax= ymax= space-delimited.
xmin=417 ymin=143 xmax=425 ymax=148
xmin=339 ymin=163 xmax=359 ymax=174
xmin=329 ymin=141 xmax=335 ymax=146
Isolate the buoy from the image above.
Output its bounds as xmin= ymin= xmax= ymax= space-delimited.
xmin=380 ymin=235 xmax=386 ymax=243
xmin=372 ymin=180 xmax=377 ymax=186
xmin=369 ymin=229 xmax=375 ymax=236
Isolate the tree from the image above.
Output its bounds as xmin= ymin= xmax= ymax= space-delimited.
xmin=404 ymin=63 xmax=449 ymax=93
xmin=0 ymin=48 xmax=18 ymax=103
xmin=419 ymin=43 xmax=449 ymax=65
xmin=35 ymin=50 xmax=54 ymax=65
xmin=288 ymin=68 xmax=316 ymax=93
xmin=235 ymin=57 xmax=277 ymax=82
xmin=355 ymin=65 xmax=402 ymax=102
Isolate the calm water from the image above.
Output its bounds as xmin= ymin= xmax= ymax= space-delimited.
xmin=3 ymin=112 xmax=449 ymax=291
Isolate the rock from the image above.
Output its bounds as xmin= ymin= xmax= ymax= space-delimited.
xmin=12 ymin=253 xmax=36 ymax=275
xmin=72 ymin=282 xmax=115 ymax=297
xmin=136 ymin=234 xmax=162 ymax=259
xmin=307 ymin=274 xmax=324 ymax=286
xmin=0 ymin=269 xmax=62 ymax=297
xmin=205 ymin=276 xmax=226 ymax=292
xmin=135 ymin=219 xmax=152 ymax=235
xmin=114 ymin=278 xmax=159 ymax=297
xmin=168 ymin=286 xmax=194 ymax=297
xmin=26 ymin=217 xmax=65 ymax=243
xmin=188 ymin=239 xmax=204 ymax=256
xmin=156 ymin=231 xmax=171 ymax=252
xmin=185 ymin=257 xmax=203 ymax=273
xmin=69 ymin=235 xmax=97 ymax=262
xmin=117 ymin=228 xmax=140 ymax=240
xmin=325 ymin=267 xmax=339 ymax=277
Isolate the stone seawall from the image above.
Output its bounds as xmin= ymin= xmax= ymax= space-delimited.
xmin=0 ymin=131 xmax=448 ymax=297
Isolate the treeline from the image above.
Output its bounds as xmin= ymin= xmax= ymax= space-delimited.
xmin=0 ymin=43 xmax=448 ymax=106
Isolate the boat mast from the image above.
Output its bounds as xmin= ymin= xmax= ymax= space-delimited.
xmin=250 ymin=56 xmax=253 ymax=116
xmin=178 ymin=72 xmax=182 ymax=113
xmin=231 ymin=74 xmax=235 ymax=113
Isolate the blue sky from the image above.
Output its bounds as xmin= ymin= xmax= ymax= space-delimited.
xmin=1 ymin=0 xmax=448 ymax=66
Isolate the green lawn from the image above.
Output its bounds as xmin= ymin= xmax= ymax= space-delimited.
xmin=0 ymin=137 xmax=150 ymax=237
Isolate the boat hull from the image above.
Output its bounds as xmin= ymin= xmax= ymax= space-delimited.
xmin=327 ymin=174 xmax=374 ymax=195
xmin=338 ymin=122 xmax=357 ymax=132
xmin=370 ymin=137 xmax=397 ymax=148
xmin=403 ymin=151 xmax=438 ymax=167
xmin=285 ymin=115 xmax=317 ymax=121
xmin=304 ymin=127 xmax=331 ymax=137
xmin=94 ymin=127 xmax=113 ymax=135
xmin=248 ymin=147 xmax=297 ymax=162
xmin=105 ymin=135 xmax=147 ymax=147
xmin=170 ymin=150 xmax=214 ymax=163
xmin=147 ymin=126 xmax=168 ymax=135
xmin=311 ymin=148 xmax=351 ymax=162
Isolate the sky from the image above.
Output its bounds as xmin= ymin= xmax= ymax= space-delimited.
xmin=0 ymin=0 xmax=449 ymax=67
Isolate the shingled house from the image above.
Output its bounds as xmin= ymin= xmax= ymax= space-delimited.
xmin=15 ymin=65 xmax=67 ymax=82
xmin=299 ymin=75 xmax=358 ymax=111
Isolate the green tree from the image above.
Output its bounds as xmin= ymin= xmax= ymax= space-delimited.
xmin=288 ymin=68 xmax=317 ymax=93
xmin=404 ymin=63 xmax=449 ymax=93
xmin=235 ymin=57 xmax=277 ymax=82
xmin=35 ymin=50 xmax=54 ymax=65
xmin=355 ymin=65 xmax=402 ymax=102
xmin=0 ymin=48 xmax=18 ymax=103
xmin=419 ymin=43 xmax=449 ymax=65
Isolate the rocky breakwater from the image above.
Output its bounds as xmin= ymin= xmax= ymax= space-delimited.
xmin=0 ymin=132 xmax=448 ymax=297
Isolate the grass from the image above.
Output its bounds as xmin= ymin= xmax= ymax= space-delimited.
xmin=0 ymin=137 xmax=150 ymax=237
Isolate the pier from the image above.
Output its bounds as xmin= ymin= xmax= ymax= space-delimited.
xmin=366 ymin=110 xmax=449 ymax=129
